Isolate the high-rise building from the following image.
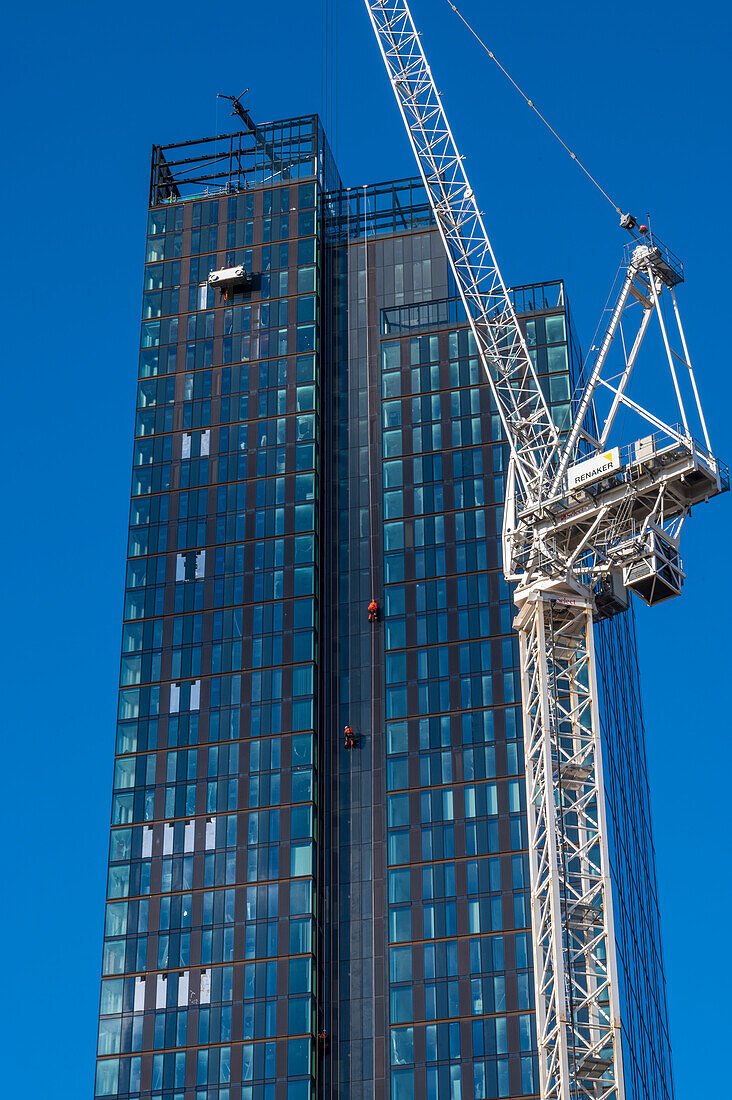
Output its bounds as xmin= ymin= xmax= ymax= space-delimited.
xmin=95 ymin=115 xmax=674 ymax=1100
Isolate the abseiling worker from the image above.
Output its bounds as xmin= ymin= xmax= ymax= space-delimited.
xmin=368 ymin=599 xmax=379 ymax=622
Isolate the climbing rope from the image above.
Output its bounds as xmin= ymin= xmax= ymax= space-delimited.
xmin=444 ymin=1 xmax=627 ymax=220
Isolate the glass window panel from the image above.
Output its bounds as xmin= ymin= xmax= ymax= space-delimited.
xmin=389 ymin=906 xmax=412 ymax=942
xmin=382 ymin=342 xmax=401 ymax=370
xmin=549 ymin=373 xmax=570 ymax=401
xmin=99 ymin=979 xmax=123 ymax=1016
xmin=389 ymin=987 xmax=413 ymax=1024
xmin=392 ymin=1069 xmax=415 ymax=1100
xmin=389 ymin=868 xmax=411 ymax=903
xmin=546 ymin=344 xmax=568 ymax=373
xmin=390 ymin=945 xmax=413 ymax=982
xmin=290 ymin=842 xmax=313 ymax=877
xmin=95 ymin=1059 xmax=119 ymax=1096
xmin=390 ymin=1027 xmax=414 ymax=1066
xmin=545 ymin=315 xmax=566 ymax=343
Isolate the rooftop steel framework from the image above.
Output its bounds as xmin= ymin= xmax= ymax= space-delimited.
xmin=149 ymin=114 xmax=328 ymax=205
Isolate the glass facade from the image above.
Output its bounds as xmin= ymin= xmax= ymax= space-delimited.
xmin=95 ymin=114 xmax=674 ymax=1100
xmin=597 ymin=613 xmax=674 ymax=1100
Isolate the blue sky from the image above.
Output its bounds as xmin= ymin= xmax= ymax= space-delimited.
xmin=2 ymin=0 xmax=730 ymax=1095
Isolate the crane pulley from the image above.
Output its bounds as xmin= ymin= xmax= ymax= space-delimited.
xmin=363 ymin=3 xmax=726 ymax=1099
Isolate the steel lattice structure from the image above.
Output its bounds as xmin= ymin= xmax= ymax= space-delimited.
xmin=516 ymin=591 xmax=621 ymax=1099
xmin=364 ymin=3 xmax=726 ymax=1099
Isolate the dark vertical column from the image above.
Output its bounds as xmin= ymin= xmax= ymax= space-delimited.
xmin=338 ymin=232 xmax=378 ymax=1100
xmin=318 ymin=200 xmax=348 ymax=1100
xmin=365 ymin=234 xmax=388 ymax=1100
xmin=597 ymin=609 xmax=676 ymax=1100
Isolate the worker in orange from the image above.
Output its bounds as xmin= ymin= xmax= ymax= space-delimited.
xmin=368 ymin=599 xmax=379 ymax=622
xmin=344 ymin=725 xmax=356 ymax=749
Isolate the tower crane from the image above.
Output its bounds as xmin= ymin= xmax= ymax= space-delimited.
xmin=363 ymin=3 xmax=727 ymax=1098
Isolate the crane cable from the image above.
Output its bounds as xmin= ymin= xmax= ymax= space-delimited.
xmin=444 ymin=1 xmax=627 ymax=220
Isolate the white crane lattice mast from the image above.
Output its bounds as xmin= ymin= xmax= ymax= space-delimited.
xmin=363 ymin=3 xmax=725 ymax=1099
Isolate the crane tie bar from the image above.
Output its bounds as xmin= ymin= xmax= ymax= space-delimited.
xmin=444 ymin=0 xmax=626 ymax=220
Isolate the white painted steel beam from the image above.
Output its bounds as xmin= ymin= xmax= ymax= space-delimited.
xmin=515 ymin=591 xmax=624 ymax=1100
